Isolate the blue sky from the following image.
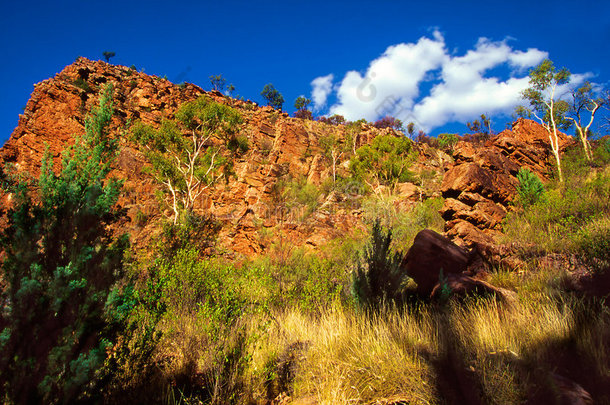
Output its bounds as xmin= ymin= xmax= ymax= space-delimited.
xmin=1 ymin=0 xmax=609 ymax=144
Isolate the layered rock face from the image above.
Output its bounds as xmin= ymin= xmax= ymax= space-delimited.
xmin=1 ymin=58 xmax=572 ymax=257
xmin=440 ymin=119 xmax=572 ymax=248
xmin=0 ymin=58 xmax=423 ymax=256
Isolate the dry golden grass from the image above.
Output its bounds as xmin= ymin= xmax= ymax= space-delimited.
xmin=250 ymin=305 xmax=438 ymax=404
xmin=246 ymin=290 xmax=610 ymax=404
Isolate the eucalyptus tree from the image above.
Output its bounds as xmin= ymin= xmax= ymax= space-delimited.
xmin=517 ymin=59 xmax=571 ymax=182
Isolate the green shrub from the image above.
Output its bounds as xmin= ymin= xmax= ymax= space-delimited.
xmin=276 ymin=177 xmax=322 ymax=220
xmin=594 ymin=137 xmax=610 ymax=164
xmin=228 ymin=134 xmax=250 ymax=154
xmin=516 ymin=167 xmax=545 ymax=207
xmin=578 ymin=219 xmax=610 ymax=270
xmin=503 ymin=156 xmax=610 ymax=256
xmin=362 ymin=196 xmax=445 ymax=250
xmin=131 ymin=95 xmax=242 ymax=224
xmin=437 ymin=133 xmax=459 ymax=151
xmin=73 ymin=77 xmax=93 ymax=92
xmin=350 ymin=134 xmax=416 ymax=187
xmin=351 ymin=221 xmax=407 ymax=309
xmin=0 ymin=84 xmax=130 ymax=404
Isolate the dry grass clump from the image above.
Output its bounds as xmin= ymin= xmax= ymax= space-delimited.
xmin=246 ymin=290 xmax=610 ymax=404
xmin=250 ymin=305 xmax=438 ymax=404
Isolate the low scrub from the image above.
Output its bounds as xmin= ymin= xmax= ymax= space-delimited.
xmin=504 ymin=151 xmax=610 ymax=266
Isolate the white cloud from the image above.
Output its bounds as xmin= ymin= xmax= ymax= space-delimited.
xmin=310 ymin=74 xmax=334 ymax=111
xmin=317 ymin=32 xmax=580 ymax=132
xmin=412 ymin=38 xmax=548 ymax=130
xmin=509 ymin=48 xmax=549 ymax=69
xmin=328 ymin=31 xmax=447 ymax=121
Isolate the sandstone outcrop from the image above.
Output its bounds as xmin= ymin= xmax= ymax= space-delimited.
xmin=1 ymin=58 xmax=438 ymax=257
xmin=440 ymin=119 xmax=573 ymax=248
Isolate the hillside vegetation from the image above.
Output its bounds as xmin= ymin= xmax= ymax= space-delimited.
xmin=0 ymin=59 xmax=609 ymax=404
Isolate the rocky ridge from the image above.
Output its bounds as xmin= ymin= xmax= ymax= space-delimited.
xmin=1 ymin=58 xmax=435 ymax=256
xmin=1 ymin=58 xmax=569 ymax=257
xmin=440 ymin=118 xmax=572 ymax=250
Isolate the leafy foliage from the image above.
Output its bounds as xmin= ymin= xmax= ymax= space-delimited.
xmin=293 ymin=96 xmax=311 ymax=111
xmin=209 ymin=74 xmax=227 ymax=92
xmin=437 ymin=133 xmax=459 ymax=151
xmin=516 ymin=168 xmax=545 ymax=207
xmin=0 ymin=84 xmax=129 ymax=404
xmin=293 ymin=109 xmax=313 ymax=120
xmin=504 ymin=152 xmax=610 ymax=263
xmin=517 ymin=59 xmax=573 ymax=182
xmin=372 ymin=116 xmax=403 ymax=131
xmin=567 ymin=81 xmax=606 ymax=161
xmin=317 ymin=114 xmax=346 ymax=125
xmin=351 ymin=221 xmax=407 ymax=309
xmin=103 ymin=51 xmax=116 ymax=62
xmin=465 ymin=114 xmax=492 ymax=142
xmin=261 ymin=83 xmax=284 ymax=110
xmin=319 ymin=132 xmax=344 ymax=182
xmin=132 ymin=95 xmax=242 ymax=223
xmin=293 ymin=96 xmax=313 ymax=120
xmin=350 ymin=134 xmax=415 ymax=188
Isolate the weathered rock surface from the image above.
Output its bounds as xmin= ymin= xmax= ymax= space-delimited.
xmin=402 ymin=229 xmax=516 ymax=301
xmin=1 ymin=58 xmax=577 ymax=259
xmin=401 ymin=229 xmax=470 ymax=296
xmin=440 ymin=119 xmax=573 ymax=248
xmin=1 ymin=58 xmax=442 ymax=257
xmin=430 ymin=273 xmax=517 ymax=304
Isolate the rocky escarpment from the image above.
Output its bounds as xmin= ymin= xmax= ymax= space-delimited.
xmin=1 ymin=58 xmax=441 ymax=257
xmin=440 ymin=118 xmax=573 ymax=249
xmin=1 ymin=58 xmax=573 ymax=258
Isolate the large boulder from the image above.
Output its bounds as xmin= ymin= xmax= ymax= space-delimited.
xmin=401 ymin=229 xmax=470 ymax=296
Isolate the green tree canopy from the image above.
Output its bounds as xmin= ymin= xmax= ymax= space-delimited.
xmin=132 ymin=95 xmax=242 ymax=224
xmin=261 ymin=83 xmax=284 ymax=110
xmin=517 ymin=59 xmax=572 ymax=182
xmin=102 ymin=51 xmax=116 ymax=62
xmin=294 ymin=96 xmax=311 ymax=111
xmin=350 ymin=134 xmax=415 ymax=189
xmin=0 ymin=84 xmax=129 ymax=403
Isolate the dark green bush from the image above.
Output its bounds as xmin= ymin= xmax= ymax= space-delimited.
xmin=351 ymin=221 xmax=407 ymax=309
xmin=261 ymin=84 xmax=284 ymax=110
xmin=516 ymin=167 xmax=545 ymax=207
xmin=0 ymin=84 xmax=130 ymax=404
xmin=227 ymin=134 xmax=250 ymax=154
xmin=73 ymin=77 xmax=92 ymax=92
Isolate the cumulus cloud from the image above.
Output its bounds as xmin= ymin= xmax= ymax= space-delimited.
xmin=412 ymin=38 xmax=549 ymax=129
xmin=328 ymin=31 xmax=447 ymax=121
xmin=319 ymin=32 xmax=568 ymax=131
xmin=310 ymin=74 xmax=334 ymax=111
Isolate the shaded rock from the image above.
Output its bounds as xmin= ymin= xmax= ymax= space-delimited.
xmin=551 ymin=373 xmax=594 ymax=405
xmin=401 ymin=229 xmax=470 ymax=296
xmin=430 ymin=273 xmax=517 ymax=304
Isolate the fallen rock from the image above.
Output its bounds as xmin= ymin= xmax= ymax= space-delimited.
xmin=551 ymin=373 xmax=594 ymax=405
xmin=401 ymin=229 xmax=470 ymax=296
xmin=430 ymin=273 xmax=517 ymax=304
